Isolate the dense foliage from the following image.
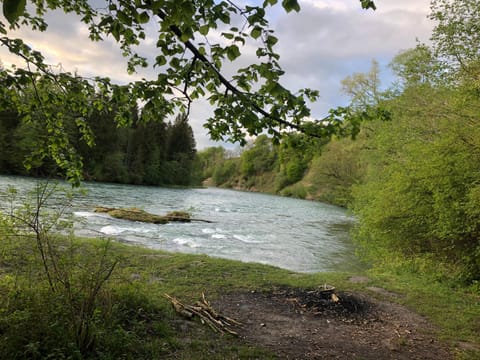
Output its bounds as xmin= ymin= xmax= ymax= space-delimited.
xmin=0 ymin=0 xmax=375 ymax=185
xmin=0 ymin=96 xmax=198 ymax=185
xmin=199 ymin=0 xmax=480 ymax=282
xmin=197 ymin=133 xmax=330 ymax=198
xmin=352 ymin=0 xmax=480 ymax=282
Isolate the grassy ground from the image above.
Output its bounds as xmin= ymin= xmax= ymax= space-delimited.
xmin=0 ymin=236 xmax=478 ymax=359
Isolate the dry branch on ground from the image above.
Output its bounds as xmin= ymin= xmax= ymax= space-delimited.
xmin=165 ymin=293 xmax=241 ymax=336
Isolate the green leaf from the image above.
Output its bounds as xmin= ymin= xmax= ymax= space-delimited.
xmin=266 ymin=35 xmax=278 ymax=47
xmin=226 ymin=45 xmax=241 ymax=61
xmin=268 ymin=81 xmax=285 ymax=97
xmin=3 ymin=0 xmax=26 ymax=24
xmin=263 ymin=0 xmax=278 ymax=6
xmin=155 ymin=55 xmax=167 ymax=66
xmin=251 ymin=26 xmax=262 ymax=39
xmin=111 ymin=22 xmax=121 ymax=41
xmin=234 ymin=36 xmax=245 ymax=45
xmin=137 ymin=11 xmax=150 ymax=24
xmin=117 ymin=10 xmax=131 ymax=26
xmin=281 ymin=0 xmax=300 ymax=13
xmin=199 ymin=25 xmax=209 ymax=36
xmin=360 ymin=0 xmax=376 ymax=10
xmin=222 ymin=32 xmax=234 ymax=40
xmin=256 ymin=48 xmax=266 ymax=57
xmin=219 ymin=12 xmax=230 ymax=24
xmin=180 ymin=27 xmax=193 ymax=42
xmin=97 ymin=16 xmax=112 ymax=28
xmin=170 ymin=57 xmax=181 ymax=69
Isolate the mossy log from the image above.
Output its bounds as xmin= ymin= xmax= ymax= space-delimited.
xmin=94 ymin=207 xmax=212 ymax=224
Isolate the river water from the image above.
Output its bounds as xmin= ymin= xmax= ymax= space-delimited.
xmin=0 ymin=175 xmax=363 ymax=273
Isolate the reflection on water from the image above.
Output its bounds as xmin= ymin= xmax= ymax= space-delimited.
xmin=0 ymin=175 xmax=365 ymax=273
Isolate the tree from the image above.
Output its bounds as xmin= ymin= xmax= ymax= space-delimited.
xmin=164 ymin=113 xmax=197 ymax=185
xmin=341 ymin=59 xmax=381 ymax=110
xmin=306 ymin=137 xmax=365 ymax=206
xmin=274 ymin=133 xmax=324 ymax=190
xmin=0 ymin=108 xmax=20 ymax=172
xmin=0 ymin=0 xmax=376 ymax=184
xmin=389 ymin=44 xmax=445 ymax=89
xmin=196 ymin=146 xmax=227 ymax=179
xmin=129 ymin=113 xmax=168 ymax=185
xmin=0 ymin=68 xmax=95 ymax=184
xmin=351 ymin=77 xmax=480 ymax=281
xmin=166 ymin=113 xmax=196 ymax=162
xmin=430 ymin=0 xmax=480 ymax=77
xmin=80 ymin=105 xmax=130 ymax=182
xmin=240 ymin=135 xmax=277 ymax=177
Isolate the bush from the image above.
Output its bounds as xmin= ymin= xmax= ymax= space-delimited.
xmin=280 ymin=183 xmax=307 ymax=199
xmin=351 ymin=86 xmax=480 ymax=283
xmin=212 ymin=159 xmax=238 ymax=185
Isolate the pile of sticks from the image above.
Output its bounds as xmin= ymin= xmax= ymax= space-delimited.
xmin=165 ymin=293 xmax=241 ymax=336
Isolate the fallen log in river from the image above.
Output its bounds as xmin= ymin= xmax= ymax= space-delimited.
xmin=94 ymin=207 xmax=213 ymax=224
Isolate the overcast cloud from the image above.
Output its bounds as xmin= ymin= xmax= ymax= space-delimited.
xmin=0 ymin=0 xmax=434 ymax=149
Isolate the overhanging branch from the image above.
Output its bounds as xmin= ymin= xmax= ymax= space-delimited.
xmin=154 ymin=9 xmax=326 ymax=137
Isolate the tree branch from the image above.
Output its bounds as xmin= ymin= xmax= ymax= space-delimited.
xmin=154 ymin=9 xmax=326 ymax=137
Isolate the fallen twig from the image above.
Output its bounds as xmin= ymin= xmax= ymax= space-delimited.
xmin=165 ymin=293 xmax=241 ymax=336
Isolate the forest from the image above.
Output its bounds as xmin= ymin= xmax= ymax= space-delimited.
xmin=0 ymin=104 xmax=198 ymax=186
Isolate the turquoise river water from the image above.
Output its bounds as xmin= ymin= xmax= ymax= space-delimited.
xmin=0 ymin=175 xmax=363 ymax=273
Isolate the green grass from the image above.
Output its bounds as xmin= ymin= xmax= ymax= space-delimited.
xmin=107 ymin=239 xmax=356 ymax=299
xmin=0 ymin=235 xmax=478 ymax=359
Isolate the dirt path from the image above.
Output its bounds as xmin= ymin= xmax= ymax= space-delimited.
xmin=213 ymin=286 xmax=452 ymax=359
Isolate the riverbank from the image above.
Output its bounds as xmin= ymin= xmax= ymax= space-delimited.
xmin=0 ymin=236 xmax=478 ymax=359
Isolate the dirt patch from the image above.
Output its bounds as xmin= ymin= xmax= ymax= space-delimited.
xmin=213 ymin=287 xmax=453 ymax=359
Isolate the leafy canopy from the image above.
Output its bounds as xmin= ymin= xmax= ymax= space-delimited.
xmin=349 ymin=0 xmax=480 ymax=282
xmin=1 ymin=0 xmax=375 ymax=184
xmin=430 ymin=0 xmax=480 ymax=75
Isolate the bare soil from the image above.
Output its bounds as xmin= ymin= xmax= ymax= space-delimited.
xmin=212 ymin=286 xmax=453 ymax=359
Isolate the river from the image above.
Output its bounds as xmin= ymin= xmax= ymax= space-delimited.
xmin=0 ymin=175 xmax=363 ymax=273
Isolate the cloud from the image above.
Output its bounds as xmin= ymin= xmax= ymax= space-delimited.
xmin=0 ymin=0 xmax=435 ymax=148
xmin=269 ymin=0 xmax=434 ymax=116
xmin=1 ymin=10 xmax=135 ymax=80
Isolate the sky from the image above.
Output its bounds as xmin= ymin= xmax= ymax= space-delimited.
xmin=0 ymin=0 xmax=435 ymax=149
